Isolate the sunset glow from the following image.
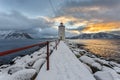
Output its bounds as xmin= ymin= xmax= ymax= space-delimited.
xmin=52 ymin=16 xmax=120 ymax=34
xmin=82 ymin=22 xmax=120 ymax=33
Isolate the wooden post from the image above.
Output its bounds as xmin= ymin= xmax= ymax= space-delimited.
xmin=46 ymin=41 xmax=49 ymax=70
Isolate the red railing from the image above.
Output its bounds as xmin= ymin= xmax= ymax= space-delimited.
xmin=0 ymin=40 xmax=60 ymax=70
xmin=0 ymin=42 xmax=47 ymax=56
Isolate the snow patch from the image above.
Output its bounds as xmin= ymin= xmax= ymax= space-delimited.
xmin=94 ymin=71 xmax=114 ymax=80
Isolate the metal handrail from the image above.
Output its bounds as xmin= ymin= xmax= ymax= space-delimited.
xmin=0 ymin=40 xmax=60 ymax=70
xmin=0 ymin=42 xmax=47 ymax=56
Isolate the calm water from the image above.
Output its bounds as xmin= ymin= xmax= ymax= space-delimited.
xmin=70 ymin=39 xmax=120 ymax=62
xmin=0 ymin=39 xmax=50 ymax=64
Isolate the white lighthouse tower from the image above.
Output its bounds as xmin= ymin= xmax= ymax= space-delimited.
xmin=58 ymin=23 xmax=65 ymax=40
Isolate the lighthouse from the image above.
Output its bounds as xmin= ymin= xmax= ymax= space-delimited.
xmin=58 ymin=23 xmax=65 ymax=40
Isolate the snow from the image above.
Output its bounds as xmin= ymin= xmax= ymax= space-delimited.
xmin=68 ymin=41 xmax=120 ymax=80
xmin=94 ymin=71 xmax=114 ymax=80
xmin=7 ymin=65 xmax=24 ymax=75
xmin=91 ymin=62 xmax=102 ymax=70
xmin=80 ymin=55 xmax=95 ymax=64
xmin=79 ymin=55 xmax=102 ymax=70
xmin=94 ymin=58 xmax=109 ymax=65
xmin=73 ymin=50 xmax=80 ymax=55
xmin=32 ymin=59 xmax=46 ymax=73
xmin=1 ymin=40 xmax=120 ymax=80
xmin=102 ymin=66 xmax=120 ymax=80
xmin=0 ymin=41 xmax=56 ymax=80
xmin=110 ymin=61 xmax=120 ymax=68
xmin=113 ymin=67 xmax=120 ymax=74
xmin=35 ymin=41 xmax=95 ymax=80
xmin=0 ymin=69 xmax=36 ymax=80
xmin=11 ymin=69 xmax=36 ymax=80
xmin=83 ymin=63 xmax=93 ymax=73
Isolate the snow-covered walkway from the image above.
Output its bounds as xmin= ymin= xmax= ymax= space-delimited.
xmin=35 ymin=41 xmax=96 ymax=80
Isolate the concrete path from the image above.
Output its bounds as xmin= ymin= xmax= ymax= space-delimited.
xmin=35 ymin=41 xmax=95 ymax=80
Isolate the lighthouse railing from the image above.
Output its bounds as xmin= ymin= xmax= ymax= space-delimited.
xmin=0 ymin=40 xmax=60 ymax=70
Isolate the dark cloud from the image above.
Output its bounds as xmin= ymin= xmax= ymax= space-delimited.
xmin=0 ymin=11 xmax=53 ymax=29
xmin=63 ymin=0 xmax=120 ymax=8
xmin=38 ymin=28 xmax=58 ymax=37
xmin=0 ymin=11 xmax=58 ymax=38
xmin=67 ymin=26 xmax=85 ymax=31
xmin=0 ymin=0 xmax=62 ymax=16
xmin=56 ymin=0 xmax=120 ymax=22
xmin=0 ymin=0 xmax=49 ymax=15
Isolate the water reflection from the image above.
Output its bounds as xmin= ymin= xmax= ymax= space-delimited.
xmin=70 ymin=39 xmax=120 ymax=61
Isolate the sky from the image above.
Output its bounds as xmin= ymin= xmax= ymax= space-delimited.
xmin=0 ymin=0 xmax=120 ymax=38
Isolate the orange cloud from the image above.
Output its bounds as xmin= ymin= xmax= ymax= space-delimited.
xmin=82 ymin=22 xmax=120 ymax=33
xmin=52 ymin=16 xmax=77 ymax=23
xmin=66 ymin=7 xmax=101 ymax=13
xmin=69 ymin=30 xmax=80 ymax=34
xmin=50 ymin=16 xmax=120 ymax=34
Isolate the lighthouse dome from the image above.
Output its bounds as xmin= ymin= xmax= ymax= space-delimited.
xmin=59 ymin=22 xmax=65 ymax=27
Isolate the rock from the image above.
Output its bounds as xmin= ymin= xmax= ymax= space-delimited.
xmin=10 ymin=69 xmax=37 ymax=80
xmin=93 ymin=58 xmax=112 ymax=68
xmin=79 ymin=55 xmax=95 ymax=65
xmin=0 ymin=64 xmax=10 ymax=69
xmin=32 ymin=59 xmax=45 ymax=73
xmin=80 ymin=55 xmax=102 ymax=73
xmin=79 ymin=51 xmax=86 ymax=55
xmin=113 ymin=67 xmax=120 ymax=74
xmin=91 ymin=62 xmax=102 ymax=70
xmin=39 ymin=54 xmax=47 ymax=58
xmin=102 ymin=66 xmax=120 ymax=79
xmin=94 ymin=71 xmax=114 ymax=80
xmin=12 ymin=56 xmax=21 ymax=62
xmin=8 ymin=66 xmax=24 ymax=75
xmin=83 ymin=63 xmax=93 ymax=73
xmin=110 ymin=61 xmax=120 ymax=68
xmin=73 ymin=50 xmax=80 ymax=55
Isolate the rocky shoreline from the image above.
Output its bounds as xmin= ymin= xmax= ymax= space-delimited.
xmin=0 ymin=42 xmax=56 ymax=80
xmin=67 ymin=41 xmax=120 ymax=80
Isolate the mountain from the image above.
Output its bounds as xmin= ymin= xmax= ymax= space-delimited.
xmin=0 ymin=31 xmax=33 ymax=39
xmin=70 ymin=32 xmax=120 ymax=39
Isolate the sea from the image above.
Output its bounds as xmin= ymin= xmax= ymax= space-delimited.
xmin=70 ymin=39 xmax=120 ymax=63
xmin=0 ymin=39 xmax=52 ymax=65
xmin=0 ymin=39 xmax=120 ymax=65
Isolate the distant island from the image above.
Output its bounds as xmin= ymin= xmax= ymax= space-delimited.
xmin=0 ymin=31 xmax=33 ymax=39
xmin=70 ymin=32 xmax=120 ymax=39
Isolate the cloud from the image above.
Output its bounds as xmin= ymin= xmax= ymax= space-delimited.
xmin=0 ymin=0 xmax=63 ymax=16
xmin=63 ymin=0 xmax=120 ymax=8
xmin=0 ymin=11 xmax=59 ymax=38
xmin=50 ymin=0 xmax=120 ymax=35
xmin=0 ymin=0 xmax=120 ymax=37
xmin=0 ymin=11 xmax=79 ymax=37
xmin=1 ymin=11 xmax=54 ymax=30
xmin=82 ymin=22 xmax=120 ymax=33
xmin=55 ymin=0 xmax=120 ymax=22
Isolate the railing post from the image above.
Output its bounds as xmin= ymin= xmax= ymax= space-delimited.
xmin=58 ymin=39 xmax=60 ymax=44
xmin=55 ymin=40 xmax=57 ymax=50
xmin=46 ymin=41 xmax=49 ymax=70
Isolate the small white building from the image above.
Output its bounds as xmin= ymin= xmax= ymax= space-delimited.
xmin=58 ymin=23 xmax=65 ymax=40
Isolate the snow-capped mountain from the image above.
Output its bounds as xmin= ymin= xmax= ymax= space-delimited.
xmin=0 ymin=31 xmax=33 ymax=39
xmin=71 ymin=32 xmax=120 ymax=39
